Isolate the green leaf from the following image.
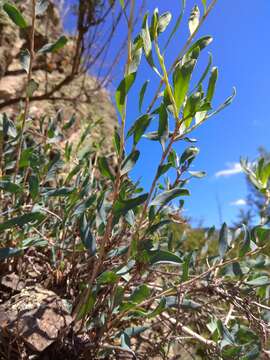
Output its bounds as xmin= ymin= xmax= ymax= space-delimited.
xmin=207 ymin=87 xmax=236 ymax=119
xmin=194 ymin=52 xmax=213 ymax=90
xmin=188 ymin=36 xmax=213 ymax=54
xmin=142 ymin=13 xmax=160 ymax=75
xmin=1 ymin=114 xmax=17 ymax=138
xmin=139 ymin=80 xmax=149 ymax=112
xmin=206 ymin=67 xmax=218 ymax=102
xmin=180 ymin=146 xmax=199 ymax=164
xmin=245 ymin=276 xmax=270 ymax=287
xmin=183 ymin=91 xmax=203 ymax=128
xmin=79 ymin=215 xmax=96 ymax=255
xmin=181 ymin=298 xmax=201 ymax=310
xmin=113 ymin=130 xmax=121 ymax=155
xmin=35 ymin=0 xmax=49 ymax=15
xmin=188 ymin=170 xmax=206 ymax=178
xmin=63 ymin=114 xmax=76 ymax=130
xmin=157 ymin=12 xmax=172 ymax=33
xmin=121 ymin=150 xmax=140 ymax=176
xmin=19 ymin=49 xmax=30 ymax=74
xmin=143 ymin=131 xmax=161 ymax=141
xmin=113 ymin=193 xmax=148 ymax=217
xmin=219 ymin=223 xmax=229 ymax=259
xmin=43 ymin=187 xmax=73 ymax=197
xmin=188 ymin=5 xmax=200 ymax=35
xmin=158 ymin=103 xmax=169 ymax=151
xmin=129 ymin=284 xmax=150 ymax=304
xmin=151 ymin=188 xmax=189 ymax=207
xmin=150 ymin=8 xmax=159 ymax=40
xmin=129 ymin=36 xmax=142 ymax=74
xmin=173 ymin=59 xmax=196 ymax=113
xmin=217 ymin=320 xmax=235 ymax=346
xmin=157 ymin=163 xmax=172 ymax=179
xmin=146 ymin=220 xmax=170 ymax=235
xmin=3 ymin=3 xmax=28 ymax=28
xmin=29 ymin=175 xmax=39 ymax=200
xmin=253 ymin=226 xmax=270 ymax=245
xmin=0 ymin=247 xmax=22 ymax=261
xmin=182 ymin=252 xmax=193 ymax=281
xmin=141 ymin=13 xmax=152 ymax=57
xmin=239 ymin=224 xmax=251 ymax=257
xmin=202 ymin=0 xmax=207 ymax=12
xmin=0 ymin=180 xmax=22 ymax=194
xmin=147 ymin=249 xmax=182 ymax=265
xmin=260 ymin=162 xmax=270 ymax=187
xmin=76 ymin=291 xmax=95 ymax=320
xmin=0 ymin=212 xmax=44 ymax=231
xmin=148 ymin=297 xmax=166 ymax=318
xmin=97 ymin=271 xmax=119 ymax=285
xmin=119 ymin=0 xmax=124 ymax=9
xmin=98 ymin=157 xmax=114 ymax=180
xmin=74 ymin=194 xmax=96 ymax=217
xmin=115 ymin=72 xmax=136 ymax=116
xmin=26 ymin=79 xmax=39 ymax=97
xmin=127 ymin=114 xmax=152 ymax=145
xmin=38 ymin=35 xmax=68 ymax=54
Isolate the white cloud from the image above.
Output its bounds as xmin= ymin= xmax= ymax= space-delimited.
xmin=230 ymin=199 xmax=247 ymax=206
xmin=215 ymin=163 xmax=243 ymax=178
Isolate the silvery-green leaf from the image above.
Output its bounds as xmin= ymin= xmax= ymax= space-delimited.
xmin=19 ymin=49 xmax=30 ymax=73
xmin=36 ymin=0 xmax=49 ymax=15
xmin=188 ymin=5 xmax=200 ymax=35
xmin=26 ymin=79 xmax=39 ymax=97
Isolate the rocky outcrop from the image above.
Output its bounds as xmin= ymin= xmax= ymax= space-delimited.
xmin=0 ymin=0 xmax=117 ymax=153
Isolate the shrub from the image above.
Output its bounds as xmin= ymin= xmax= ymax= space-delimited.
xmin=0 ymin=1 xmax=270 ymax=359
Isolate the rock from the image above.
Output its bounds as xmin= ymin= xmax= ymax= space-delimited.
xmin=0 ymin=272 xmax=24 ymax=292
xmin=0 ymin=286 xmax=72 ymax=352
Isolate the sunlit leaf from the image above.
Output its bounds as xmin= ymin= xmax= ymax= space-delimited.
xmin=3 ymin=3 xmax=28 ymax=28
xmin=151 ymin=188 xmax=189 ymax=207
xmin=127 ymin=114 xmax=152 ymax=145
xmin=113 ymin=193 xmax=148 ymax=217
xmin=188 ymin=5 xmax=200 ymax=35
xmin=38 ymin=35 xmax=68 ymax=54
xmin=147 ymin=249 xmax=182 ymax=265
xmin=139 ymin=80 xmax=149 ymax=112
xmin=121 ymin=150 xmax=140 ymax=176
xmin=98 ymin=156 xmax=114 ymax=180
xmin=206 ymin=67 xmax=218 ymax=102
xmin=115 ymin=72 xmax=136 ymax=116
xmin=97 ymin=271 xmax=119 ymax=285
xmin=173 ymin=59 xmax=196 ymax=113
xmin=129 ymin=284 xmax=150 ymax=304
xmin=157 ymin=12 xmax=172 ymax=33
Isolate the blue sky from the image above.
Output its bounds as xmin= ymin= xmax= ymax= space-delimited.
xmin=65 ymin=1 xmax=270 ymax=227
